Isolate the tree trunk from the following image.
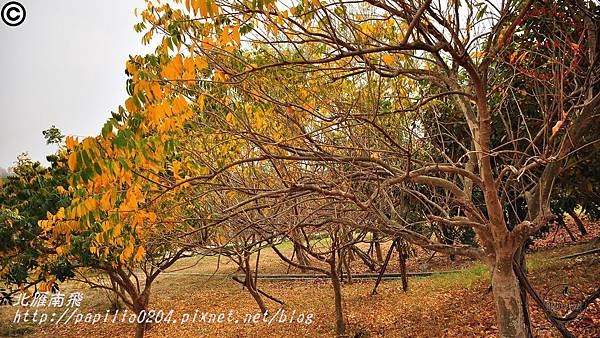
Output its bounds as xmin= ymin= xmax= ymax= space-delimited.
xmin=514 ymin=245 xmax=532 ymax=337
xmin=135 ymin=322 xmax=146 ymax=338
xmin=329 ymin=256 xmax=346 ymax=337
xmin=244 ymin=254 xmax=268 ymax=315
xmin=398 ymin=243 xmax=408 ymax=292
xmin=294 ymin=242 xmax=310 ymax=269
xmin=491 ymin=257 xmax=527 ymax=338
xmin=133 ymin=288 xmax=151 ymax=338
xmin=292 ymin=226 xmax=310 ymax=271
xmin=343 ymin=249 xmax=353 ymax=284
xmin=567 ymin=210 xmax=587 ymax=236
xmin=373 ymin=232 xmax=383 ymax=263
xmin=246 ymin=278 xmax=268 ymax=315
xmin=561 ymin=221 xmax=578 ymax=242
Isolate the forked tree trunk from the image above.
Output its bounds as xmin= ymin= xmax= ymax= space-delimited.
xmin=244 ymin=254 xmax=268 ymax=315
xmin=491 ymin=256 xmax=527 ymax=338
xmin=292 ymin=226 xmax=310 ymax=271
xmin=294 ymin=242 xmax=310 ymax=269
xmin=108 ymin=270 xmax=152 ymax=338
xmin=246 ymin=277 xmax=268 ymax=315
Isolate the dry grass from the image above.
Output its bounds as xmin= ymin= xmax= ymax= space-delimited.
xmin=1 ymin=240 xmax=598 ymax=337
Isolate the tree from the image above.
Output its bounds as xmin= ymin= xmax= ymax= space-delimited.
xmin=129 ymin=0 xmax=600 ymax=336
xmin=42 ymin=125 xmax=65 ymax=146
xmin=0 ymin=152 xmax=73 ymax=300
xmin=37 ymin=72 xmax=202 ymax=336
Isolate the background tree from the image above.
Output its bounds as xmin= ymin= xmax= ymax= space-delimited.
xmin=0 ymin=137 xmax=73 ymax=301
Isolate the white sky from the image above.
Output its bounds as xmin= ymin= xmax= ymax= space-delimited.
xmin=0 ymin=0 xmax=149 ymax=167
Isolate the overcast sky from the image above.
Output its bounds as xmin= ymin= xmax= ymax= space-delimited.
xmin=0 ymin=0 xmax=149 ymax=168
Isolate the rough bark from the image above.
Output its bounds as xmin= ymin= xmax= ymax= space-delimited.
xmin=135 ymin=322 xmax=145 ymax=338
xmin=246 ymin=278 xmax=268 ymax=315
xmin=492 ymin=256 xmax=527 ymax=338
xmin=371 ymin=239 xmax=396 ymax=295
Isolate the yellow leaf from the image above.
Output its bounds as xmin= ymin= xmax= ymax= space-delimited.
xmin=231 ymin=25 xmax=241 ymax=45
xmin=113 ymin=224 xmax=122 ymax=237
xmin=65 ymin=136 xmax=79 ymax=150
xmin=125 ymin=97 xmax=137 ymax=112
xmin=100 ymin=191 xmax=112 ymax=210
xmin=151 ymin=84 xmax=163 ymax=100
xmin=471 ymin=51 xmax=486 ymax=59
xmin=173 ymin=95 xmax=188 ymax=114
xmin=254 ymin=109 xmax=265 ymax=129
xmin=198 ymin=94 xmax=205 ymax=111
xmin=172 ymin=161 xmax=181 ymax=180
xmin=134 ymin=246 xmax=145 ymax=261
xmin=382 ymin=54 xmax=394 ymax=66
xmin=195 ymin=56 xmax=208 ymax=70
xmin=85 ymin=198 xmax=97 ymax=211
xmin=123 ymin=243 xmax=134 ymax=260
xmin=39 ymin=282 xmax=49 ymax=292
xmin=68 ymin=152 xmax=78 ymax=171
xmin=55 ymin=207 xmax=65 ymax=220
xmin=193 ymin=0 xmax=209 ymax=17
xmin=173 ymin=54 xmax=183 ymax=74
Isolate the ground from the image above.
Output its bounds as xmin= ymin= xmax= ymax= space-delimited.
xmin=1 ymin=222 xmax=599 ymax=337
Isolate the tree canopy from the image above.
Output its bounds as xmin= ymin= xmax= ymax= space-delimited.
xmin=2 ymin=0 xmax=599 ymax=337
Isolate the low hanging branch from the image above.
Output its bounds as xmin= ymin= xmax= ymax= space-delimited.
xmin=513 ymin=261 xmax=574 ymax=338
xmin=371 ymin=239 xmax=398 ymax=295
xmin=513 ymin=260 xmax=600 ymax=338
xmin=231 ymin=276 xmax=286 ymax=305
